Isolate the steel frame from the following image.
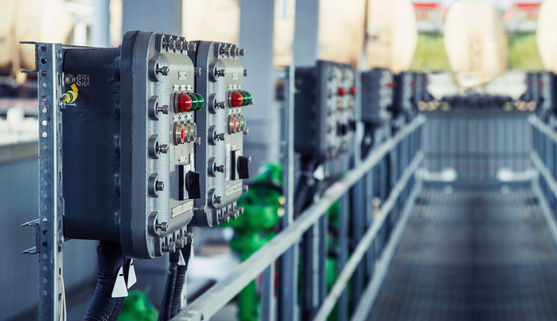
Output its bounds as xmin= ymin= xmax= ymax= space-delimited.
xmin=34 ymin=43 xmax=66 ymax=321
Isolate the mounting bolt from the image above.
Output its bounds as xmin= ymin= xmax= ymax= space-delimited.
xmin=214 ymin=132 xmax=225 ymax=141
xmin=215 ymin=165 xmax=225 ymax=173
xmin=242 ymin=185 xmax=249 ymax=192
xmin=214 ymin=196 xmax=222 ymax=204
xmin=244 ymin=69 xmax=248 ymax=77
xmin=155 ymin=181 xmax=164 ymax=191
xmin=239 ymin=49 xmax=246 ymax=56
xmin=163 ymin=242 xmax=176 ymax=253
xmin=156 ymin=66 xmax=169 ymax=76
xmin=156 ymin=221 xmax=168 ymax=232
xmin=156 ymin=144 xmax=169 ymax=154
xmin=216 ymin=69 xmax=226 ymax=77
xmin=156 ymin=104 xmax=169 ymax=115
xmin=194 ymin=67 xmax=202 ymax=76
xmin=215 ymin=101 xmax=225 ymax=109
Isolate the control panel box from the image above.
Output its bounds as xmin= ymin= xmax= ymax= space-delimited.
xmin=62 ymin=31 xmax=205 ymax=259
xmin=392 ymin=71 xmax=415 ymax=117
xmin=294 ymin=60 xmax=358 ymax=163
xmin=361 ymin=68 xmax=394 ymax=126
xmin=188 ymin=41 xmax=251 ymax=227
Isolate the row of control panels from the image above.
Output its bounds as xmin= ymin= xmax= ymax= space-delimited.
xmin=59 ymin=31 xmax=252 ymax=259
xmin=294 ymin=62 xmax=430 ymax=176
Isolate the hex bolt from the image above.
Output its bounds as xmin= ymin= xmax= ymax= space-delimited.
xmin=215 ymin=101 xmax=225 ymax=109
xmin=156 ymin=221 xmax=168 ymax=231
xmin=155 ymin=181 xmax=164 ymax=191
xmin=243 ymin=69 xmax=248 ymax=77
xmin=215 ymin=165 xmax=225 ymax=173
xmin=239 ymin=49 xmax=246 ymax=56
xmin=214 ymin=196 xmax=222 ymax=204
xmin=156 ymin=66 xmax=169 ymax=76
xmin=216 ymin=69 xmax=226 ymax=77
xmin=156 ymin=144 xmax=169 ymax=154
xmin=214 ymin=132 xmax=225 ymax=141
xmin=64 ymin=74 xmax=76 ymax=85
xmin=156 ymin=104 xmax=169 ymax=115
xmin=194 ymin=67 xmax=202 ymax=76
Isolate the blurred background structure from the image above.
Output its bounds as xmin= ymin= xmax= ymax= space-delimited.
xmin=3 ymin=0 xmax=557 ymax=321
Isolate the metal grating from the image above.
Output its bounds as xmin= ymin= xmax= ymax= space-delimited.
xmin=368 ymin=186 xmax=557 ymax=321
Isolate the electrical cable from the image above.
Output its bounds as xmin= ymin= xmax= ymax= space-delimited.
xmin=158 ymin=251 xmax=180 ymax=321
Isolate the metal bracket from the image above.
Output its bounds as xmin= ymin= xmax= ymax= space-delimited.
xmin=19 ymin=41 xmax=38 ymax=73
xmin=21 ymin=219 xmax=40 ymax=255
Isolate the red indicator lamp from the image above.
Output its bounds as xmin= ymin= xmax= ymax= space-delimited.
xmin=337 ymin=87 xmax=346 ymax=96
xmin=349 ymin=86 xmax=357 ymax=96
xmin=230 ymin=91 xmax=244 ymax=107
xmin=176 ymin=93 xmax=193 ymax=113
xmin=386 ymin=82 xmax=395 ymax=89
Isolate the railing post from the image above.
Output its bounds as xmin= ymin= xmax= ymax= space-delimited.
xmin=277 ymin=66 xmax=297 ymax=321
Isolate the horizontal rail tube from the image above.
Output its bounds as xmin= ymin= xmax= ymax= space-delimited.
xmin=172 ymin=115 xmax=426 ymax=321
xmin=529 ymin=115 xmax=557 ymax=145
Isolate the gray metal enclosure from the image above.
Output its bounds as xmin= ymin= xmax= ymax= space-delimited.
xmin=422 ymin=110 xmax=533 ymax=181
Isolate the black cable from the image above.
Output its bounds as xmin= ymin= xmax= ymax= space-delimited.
xmin=170 ymin=243 xmax=193 ymax=317
xmin=84 ymin=242 xmax=124 ymax=321
xmin=158 ymin=251 xmax=180 ymax=321
xmin=108 ymin=257 xmax=130 ymax=321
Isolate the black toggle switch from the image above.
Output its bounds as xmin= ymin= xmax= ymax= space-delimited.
xmin=185 ymin=171 xmax=201 ymax=199
xmin=237 ymin=156 xmax=251 ymax=179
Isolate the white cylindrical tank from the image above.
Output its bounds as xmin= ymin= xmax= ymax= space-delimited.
xmin=444 ymin=1 xmax=507 ymax=89
xmin=182 ymin=0 xmax=240 ymax=45
xmin=366 ymin=0 xmax=418 ymax=74
xmin=0 ymin=0 xmax=72 ymax=83
xmin=537 ymin=0 xmax=557 ymax=73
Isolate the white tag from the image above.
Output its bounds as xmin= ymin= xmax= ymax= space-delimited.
xmin=111 ymin=267 xmax=129 ymax=298
xmin=127 ymin=260 xmax=137 ymax=289
xmin=178 ymin=250 xmax=186 ymax=266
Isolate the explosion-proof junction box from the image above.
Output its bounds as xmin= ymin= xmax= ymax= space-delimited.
xmin=62 ymin=31 xmax=206 ymax=259
xmin=361 ymin=68 xmax=394 ymax=126
xmin=188 ymin=41 xmax=251 ymax=227
xmin=294 ymin=60 xmax=358 ymax=165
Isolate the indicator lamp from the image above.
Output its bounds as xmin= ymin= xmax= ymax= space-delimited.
xmin=175 ymin=93 xmax=192 ymax=113
xmin=349 ymin=86 xmax=357 ymax=96
xmin=230 ymin=91 xmax=243 ymax=107
xmin=337 ymin=87 xmax=346 ymax=96
xmin=192 ymin=93 xmax=204 ymax=110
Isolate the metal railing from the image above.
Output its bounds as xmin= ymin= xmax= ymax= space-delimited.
xmin=172 ymin=67 xmax=426 ymax=321
xmin=529 ymin=115 xmax=557 ymax=245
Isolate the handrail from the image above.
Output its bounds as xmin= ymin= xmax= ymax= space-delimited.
xmin=172 ymin=115 xmax=426 ymax=321
xmin=314 ymin=152 xmax=424 ymax=320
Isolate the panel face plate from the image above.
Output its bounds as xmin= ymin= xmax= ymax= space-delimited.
xmin=189 ymin=41 xmax=250 ymax=226
xmin=361 ymin=68 xmax=394 ymax=126
xmin=294 ymin=61 xmax=357 ymax=166
xmin=120 ymin=31 xmax=200 ymax=258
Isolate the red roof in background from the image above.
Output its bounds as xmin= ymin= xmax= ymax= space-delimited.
xmin=515 ymin=3 xmax=541 ymax=9
xmin=413 ymin=3 xmax=441 ymax=9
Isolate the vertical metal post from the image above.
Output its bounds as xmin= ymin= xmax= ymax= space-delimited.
xmin=318 ymin=213 xmax=328 ymax=304
xmin=278 ymin=66 xmax=298 ymax=321
xmin=293 ymin=0 xmax=320 ymax=66
xmin=37 ymin=43 xmax=65 ymax=321
xmin=364 ymin=171 xmax=375 ymax=280
xmin=239 ymin=0 xmax=278 ymax=170
xmin=337 ymin=194 xmax=349 ymax=320
xmin=261 ymin=265 xmax=276 ymax=321
xmin=122 ymin=0 xmax=182 ymax=35
xmin=301 ymin=223 xmax=320 ymax=319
